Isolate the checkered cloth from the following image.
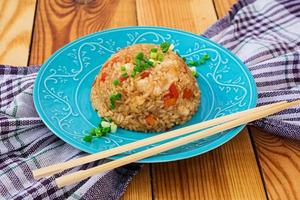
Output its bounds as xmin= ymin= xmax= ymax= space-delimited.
xmin=204 ymin=0 xmax=300 ymax=140
xmin=1 ymin=0 xmax=300 ymax=199
xmin=0 ymin=66 xmax=140 ymax=199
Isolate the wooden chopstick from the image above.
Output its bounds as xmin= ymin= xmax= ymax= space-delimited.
xmin=32 ymin=101 xmax=285 ymax=179
xmin=55 ymin=100 xmax=300 ymax=187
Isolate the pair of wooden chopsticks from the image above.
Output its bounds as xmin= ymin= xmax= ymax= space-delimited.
xmin=32 ymin=100 xmax=300 ymax=187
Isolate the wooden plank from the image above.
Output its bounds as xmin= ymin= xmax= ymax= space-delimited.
xmin=29 ymin=0 xmax=137 ymax=64
xmin=30 ymin=0 xmax=152 ymax=199
xmin=151 ymin=130 xmax=266 ymax=200
xmin=0 ymin=0 xmax=36 ymax=66
xmin=137 ymin=0 xmax=217 ymax=33
xmin=136 ymin=0 xmax=266 ymax=199
xmin=213 ymin=1 xmax=300 ymax=199
xmin=213 ymin=0 xmax=236 ymax=18
xmin=251 ymin=127 xmax=300 ymax=200
xmin=122 ymin=165 xmax=152 ymax=200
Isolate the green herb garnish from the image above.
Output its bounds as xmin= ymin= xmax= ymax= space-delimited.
xmin=90 ymin=128 xmax=96 ymax=136
xmin=83 ymin=135 xmax=93 ymax=142
xmin=110 ymin=102 xmax=116 ymax=109
xmin=121 ymin=72 xmax=128 ymax=78
xmin=189 ymin=60 xmax=199 ymax=66
xmin=113 ymin=79 xmax=120 ymax=86
xmin=160 ymin=42 xmax=171 ymax=53
xmin=192 ymin=70 xmax=199 ymax=78
xmin=134 ymin=65 xmax=142 ymax=72
xmin=95 ymin=128 xmax=102 ymax=137
xmin=115 ymin=93 xmax=122 ymax=100
xmin=136 ymin=52 xmax=144 ymax=60
xmin=83 ymin=117 xmax=118 ymax=141
xmin=157 ymin=53 xmax=164 ymax=62
xmin=151 ymin=48 xmax=158 ymax=53
xmin=199 ymin=59 xmax=205 ymax=64
xmin=203 ymin=53 xmax=210 ymax=60
xmin=131 ymin=71 xmax=136 ymax=78
xmin=121 ymin=66 xmax=126 ymax=71
xmin=150 ymin=52 xmax=157 ymax=59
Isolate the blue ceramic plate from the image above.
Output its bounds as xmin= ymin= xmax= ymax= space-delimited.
xmin=33 ymin=26 xmax=257 ymax=163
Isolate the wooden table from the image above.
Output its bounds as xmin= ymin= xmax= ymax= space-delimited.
xmin=1 ymin=0 xmax=300 ymax=199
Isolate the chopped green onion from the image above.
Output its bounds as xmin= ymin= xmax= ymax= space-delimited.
xmin=110 ymin=122 xmax=117 ymax=133
xmin=182 ymin=57 xmax=186 ymax=62
xmin=90 ymin=128 xmax=96 ymax=136
xmin=110 ymin=102 xmax=116 ymax=109
xmin=192 ymin=70 xmax=198 ymax=78
xmin=157 ymin=53 xmax=164 ymax=61
xmin=113 ymin=79 xmax=120 ymax=86
xmin=134 ymin=65 xmax=142 ymax=72
xmin=104 ymin=117 xmax=112 ymax=122
xmin=121 ymin=72 xmax=128 ymax=78
xmin=151 ymin=48 xmax=158 ymax=53
xmin=203 ymin=54 xmax=210 ymax=60
xmin=83 ymin=135 xmax=93 ymax=142
xmin=144 ymin=58 xmax=154 ymax=66
xmin=102 ymin=127 xmax=111 ymax=135
xmin=148 ymin=58 xmax=157 ymax=66
xmin=131 ymin=71 xmax=136 ymax=78
xmin=136 ymin=52 xmax=144 ymax=60
xmin=150 ymin=52 xmax=157 ymax=59
xmin=115 ymin=93 xmax=122 ymax=100
xmin=95 ymin=128 xmax=102 ymax=137
xmin=135 ymin=58 xmax=142 ymax=66
xmin=101 ymin=121 xmax=110 ymax=128
xmin=140 ymin=63 xmax=147 ymax=70
xmin=84 ymin=117 xmax=117 ymax=141
xmin=189 ymin=67 xmax=198 ymax=78
xmin=188 ymin=60 xmax=199 ymax=66
xmin=199 ymin=59 xmax=205 ymax=64
xmin=121 ymin=66 xmax=126 ymax=71
xmin=160 ymin=42 xmax=171 ymax=53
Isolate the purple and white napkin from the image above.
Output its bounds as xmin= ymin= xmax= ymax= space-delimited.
xmin=0 ymin=0 xmax=299 ymax=199
xmin=0 ymin=66 xmax=140 ymax=199
xmin=204 ymin=0 xmax=300 ymax=139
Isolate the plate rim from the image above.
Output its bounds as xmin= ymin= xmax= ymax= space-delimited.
xmin=33 ymin=26 xmax=258 ymax=163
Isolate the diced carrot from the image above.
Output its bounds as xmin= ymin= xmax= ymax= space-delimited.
xmin=163 ymin=93 xmax=173 ymax=100
xmin=140 ymin=71 xmax=150 ymax=79
xmin=164 ymin=97 xmax=177 ymax=107
xmin=183 ymin=88 xmax=194 ymax=99
xmin=125 ymin=55 xmax=131 ymax=63
xmin=145 ymin=115 xmax=156 ymax=126
xmin=119 ymin=76 xmax=128 ymax=82
xmin=169 ymin=83 xmax=179 ymax=98
xmin=100 ymin=72 xmax=107 ymax=82
xmin=111 ymin=56 xmax=119 ymax=64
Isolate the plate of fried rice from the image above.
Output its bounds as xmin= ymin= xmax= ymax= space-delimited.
xmin=33 ymin=26 xmax=257 ymax=163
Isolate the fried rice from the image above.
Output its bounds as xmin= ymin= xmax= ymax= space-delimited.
xmin=91 ymin=44 xmax=200 ymax=132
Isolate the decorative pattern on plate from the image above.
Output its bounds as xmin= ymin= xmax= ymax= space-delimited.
xmin=34 ymin=27 xmax=257 ymax=163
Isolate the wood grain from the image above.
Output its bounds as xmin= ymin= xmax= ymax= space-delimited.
xmin=29 ymin=0 xmax=137 ymax=65
xmin=136 ymin=0 xmax=217 ymax=33
xmin=214 ymin=1 xmax=300 ymax=199
xmin=251 ymin=127 xmax=300 ymax=200
xmin=30 ymin=0 xmax=151 ymax=199
xmin=213 ymin=0 xmax=236 ymax=18
xmin=0 ymin=0 xmax=36 ymax=66
xmin=122 ymin=165 xmax=152 ymax=200
xmin=151 ymin=129 xmax=266 ymax=200
xmin=136 ymin=0 xmax=266 ymax=199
